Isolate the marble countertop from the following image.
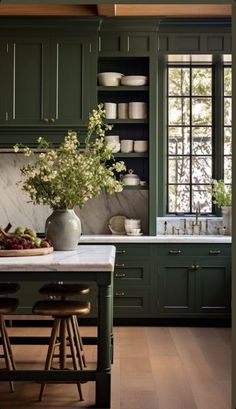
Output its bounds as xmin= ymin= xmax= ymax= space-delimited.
xmin=80 ymin=235 xmax=231 ymax=244
xmin=0 ymin=245 xmax=116 ymax=272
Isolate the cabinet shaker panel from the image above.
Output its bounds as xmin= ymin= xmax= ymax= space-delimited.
xmin=5 ymin=39 xmax=49 ymax=125
xmin=51 ymin=39 xmax=86 ymax=125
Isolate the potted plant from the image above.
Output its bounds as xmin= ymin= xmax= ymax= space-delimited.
xmin=14 ymin=104 xmax=126 ymax=250
xmin=210 ymin=179 xmax=232 ymax=235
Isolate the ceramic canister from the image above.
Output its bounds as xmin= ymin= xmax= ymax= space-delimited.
xmin=104 ymin=102 xmax=117 ymax=119
xmin=118 ymin=103 xmax=129 ymax=119
xmin=129 ymin=102 xmax=147 ymax=119
xmin=120 ymin=139 xmax=133 ymax=153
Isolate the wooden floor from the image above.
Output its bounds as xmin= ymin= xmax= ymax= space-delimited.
xmin=0 ymin=326 xmax=231 ymax=409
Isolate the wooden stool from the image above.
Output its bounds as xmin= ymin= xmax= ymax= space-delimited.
xmin=0 ymin=283 xmax=20 ymax=295
xmin=39 ymin=283 xmax=90 ymax=368
xmin=32 ymin=299 xmax=91 ymax=401
xmin=0 ymin=295 xmax=19 ymax=392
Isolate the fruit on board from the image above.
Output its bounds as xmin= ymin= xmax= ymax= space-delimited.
xmin=14 ymin=226 xmax=25 ymax=234
xmin=24 ymin=228 xmax=37 ymax=238
xmin=0 ymin=226 xmax=51 ymax=250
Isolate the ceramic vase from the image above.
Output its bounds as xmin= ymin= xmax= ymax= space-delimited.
xmin=45 ymin=209 xmax=81 ymax=250
xmin=221 ymin=206 xmax=232 ymax=235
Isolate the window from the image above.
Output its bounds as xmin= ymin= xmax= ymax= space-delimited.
xmin=224 ymin=62 xmax=232 ymax=185
xmin=166 ymin=55 xmax=232 ymax=215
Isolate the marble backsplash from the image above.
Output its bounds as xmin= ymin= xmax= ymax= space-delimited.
xmin=0 ymin=154 xmax=148 ymax=234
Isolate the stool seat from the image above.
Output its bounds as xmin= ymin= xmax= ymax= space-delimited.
xmin=0 ymin=283 xmax=20 ymax=295
xmin=0 ymin=298 xmax=19 ymax=314
xmin=39 ymin=283 xmax=90 ymax=297
xmin=33 ymin=300 xmax=91 ymax=317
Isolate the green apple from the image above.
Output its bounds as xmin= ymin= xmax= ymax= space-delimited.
xmin=15 ymin=226 xmax=25 ymax=234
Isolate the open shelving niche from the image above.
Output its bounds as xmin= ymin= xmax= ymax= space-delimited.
xmin=97 ymin=57 xmax=150 ymax=233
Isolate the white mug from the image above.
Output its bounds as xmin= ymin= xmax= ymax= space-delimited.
xmin=120 ymin=140 xmax=133 ymax=153
xmin=118 ymin=103 xmax=129 ymax=119
xmin=104 ymin=102 xmax=117 ymax=119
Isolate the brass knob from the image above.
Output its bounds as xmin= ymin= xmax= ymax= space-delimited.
xmin=43 ymin=118 xmax=49 ymax=123
xmin=50 ymin=118 xmax=56 ymax=123
xmin=115 ymin=263 xmax=125 ymax=268
xmin=115 ymin=292 xmax=125 ymax=297
xmin=115 ymin=273 xmax=126 ymax=278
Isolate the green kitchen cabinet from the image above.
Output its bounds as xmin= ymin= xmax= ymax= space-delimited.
xmin=195 ymin=257 xmax=231 ymax=314
xmin=155 ymin=244 xmax=231 ymax=318
xmin=113 ymin=244 xmax=153 ymax=317
xmin=1 ymin=36 xmax=95 ymax=128
xmin=157 ymin=257 xmax=195 ymax=315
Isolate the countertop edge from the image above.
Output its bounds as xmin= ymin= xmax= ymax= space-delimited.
xmin=79 ymin=235 xmax=231 ymax=244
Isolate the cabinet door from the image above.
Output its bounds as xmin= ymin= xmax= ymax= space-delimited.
xmin=49 ymin=37 xmax=93 ymax=125
xmin=4 ymin=37 xmax=50 ymax=125
xmin=195 ymin=257 xmax=231 ymax=314
xmin=157 ymin=257 xmax=195 ymax=315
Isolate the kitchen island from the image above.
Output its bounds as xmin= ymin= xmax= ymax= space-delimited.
xmin=0 ymin=245 xmax=116 ymax=408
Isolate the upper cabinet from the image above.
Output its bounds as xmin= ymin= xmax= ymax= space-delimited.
xmin=0 ymin=18 xmax=99 ymax=146
xmin=1 ymin=36 xmax=94 ymax=127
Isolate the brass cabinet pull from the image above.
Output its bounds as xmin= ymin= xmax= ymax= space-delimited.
xmin=115 ymin=273 xmax=126 ymax=278
xmin=115 ymin=263 xmax=125 ymax=268
xmin=42 ymin=118 xmax=49 ymax=123
xmin=189 ymin=264 xmax=200 ymax=270
xmin=50 ymin=118 xmax=56 ymax=123
xmin=117 ymin=250 xmax=126 ymax=254
xmin=169 ymin=250 xmax=182 ymax=255
xmin=209 ymin=250 xmax=221 ymax=255
xmin=115 ymin=291 xmax=125 ymax=297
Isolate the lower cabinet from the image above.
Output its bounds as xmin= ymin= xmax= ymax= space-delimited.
xmin=113 ymin=244 xmax=153 ymax=318
xmin=12 ymin=243 xmax=231 ymax=321
xmin=157 ymin=258 xmax=195 ymax=315
xmin=155 ymin=245 xmax=231 ymax=319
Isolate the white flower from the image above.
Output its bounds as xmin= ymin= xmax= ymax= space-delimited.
xmin=17 ymin=105 xmax=126 ymax=209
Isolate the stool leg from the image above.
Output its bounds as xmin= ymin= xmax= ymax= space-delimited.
xmin=59 ymin=318 xmax=67 ymax=370
xmin=66 ymin=318 xmax=84 ymax=401
xmin=73 ymin=315 xmax=87 ymax=368
xmin=39 ymin=318 xmax=60 ymax=402
xmin=2 ymin=318 xmax=16 ymax=370
xmin=0 ymin=316 xmax=14 ymax=392
xmin=71 ymin=316 xmax=84 ymax=370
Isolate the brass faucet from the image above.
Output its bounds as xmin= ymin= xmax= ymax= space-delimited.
xmin=192 ymin=202 xmax=201 ymax=227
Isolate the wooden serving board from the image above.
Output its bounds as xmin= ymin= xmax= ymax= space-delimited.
xmin=0 ymin=247 xmax=53 ymax=257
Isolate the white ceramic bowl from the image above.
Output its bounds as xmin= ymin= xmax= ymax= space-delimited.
xmin=121 ymin=75 xmax=148 ymax=86
xmin=105 ymin=135 xmax=120 ymax=143
xmin=98 ymin=72 xmax=124 ymax=86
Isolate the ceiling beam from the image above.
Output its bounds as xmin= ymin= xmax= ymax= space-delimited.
xmin=97 ymin=4 xmax=117 ymax=17
xmin=0 ymin=4 xmax=97 ymax=16
xmin=116 ymin=4 xmax=232 ymax=17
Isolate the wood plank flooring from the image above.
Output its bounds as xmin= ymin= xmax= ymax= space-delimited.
xmin=0 ymin=326 xmax=231 ymax=409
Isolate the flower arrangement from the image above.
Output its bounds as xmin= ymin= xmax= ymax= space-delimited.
xmin=209 ymin=179 xmax=232 ymax=207
xmin=14 ymin=104 xmax=126 ymax=210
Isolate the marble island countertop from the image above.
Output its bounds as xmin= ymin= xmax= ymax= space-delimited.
xmin=80 ymin=234 xmax=231 ymax=244
xmin=0 ymin=245 xmax=116 ymax=271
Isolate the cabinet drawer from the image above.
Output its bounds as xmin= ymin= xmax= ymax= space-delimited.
xmin=114 ymin=259 xmax=151 ymax=286
xmin=113 ymin=287 xmax=151 ymax=317
xmin=157 ymin=244 xmax=231 ymax=257
xmin=115 ymin=245 xmax=151 ymax=258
